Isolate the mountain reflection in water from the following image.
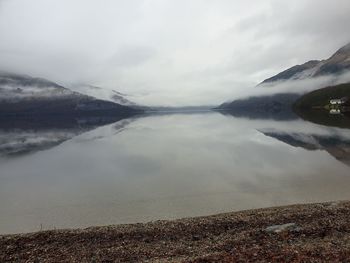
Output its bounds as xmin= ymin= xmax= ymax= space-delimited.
xmin=0 ymin=115 xmax=134 ymax=157
xmin=1 ymin=112 xmax=350 ymax=234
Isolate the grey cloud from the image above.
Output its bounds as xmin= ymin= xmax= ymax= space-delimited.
xmin=109 ymin=46 xmax=156 ymax=68
xmin=0 ymin=0 xmax=349 ymax=106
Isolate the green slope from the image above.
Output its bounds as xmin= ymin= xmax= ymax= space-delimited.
xmin=293 ymin=83 xmax=350 ymax=129
xmin=293 ymin=83 xmax=350 ymax=109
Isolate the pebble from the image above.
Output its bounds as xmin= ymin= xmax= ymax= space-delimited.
xmin=265 ymin=223 xmax=299 ymax=233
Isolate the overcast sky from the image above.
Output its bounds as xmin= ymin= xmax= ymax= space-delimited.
xmin=0 ymin=0 xmax=350 ymax=106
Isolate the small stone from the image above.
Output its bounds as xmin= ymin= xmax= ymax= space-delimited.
xmin=265 ymin=223 xmax=298 ymax=233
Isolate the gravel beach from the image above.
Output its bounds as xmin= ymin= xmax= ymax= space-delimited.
xmin=1 ymin=201 xmax=350 ymax=262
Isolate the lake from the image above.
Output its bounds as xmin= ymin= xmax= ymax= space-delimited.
xmin=1 ymin=112 xmax=350 ymax=234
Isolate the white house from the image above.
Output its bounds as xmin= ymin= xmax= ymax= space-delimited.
xmin=330 ymin=97 xmax=348 ymax=105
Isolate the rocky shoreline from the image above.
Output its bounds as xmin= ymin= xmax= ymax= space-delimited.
xmin=1 ymin=201 xmax=350 ymax=262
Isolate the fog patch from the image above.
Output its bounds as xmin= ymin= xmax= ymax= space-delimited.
xmin=223 ymin=71 xmax=350 ymax=103
xmin=0 ymin=84 xmax=75 ymax=101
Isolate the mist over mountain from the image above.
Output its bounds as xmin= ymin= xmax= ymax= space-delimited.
xmin=0 ymin=72 xmax=140 ymax=116
xmin=69 ymin=84 xmax=138 ymax=107
xmin=216 ymin=94 xmax=300 ymax=120
xmin=218 ymin=43 xmax=350 ymax=114
xmin=261 ymin=42 xmax=350 ymax=85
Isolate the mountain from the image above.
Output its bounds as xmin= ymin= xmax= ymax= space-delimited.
xmin=216 ymin=93 xmax=300 ymax=120
xmin=262 ymin=130 xmax=350 ymax=167
xmin=0 ymin=72 xmax=140 ymax=116
xmin=261 ymin=42 xmax=350 ymax=85
xmin=218 ymin=43 xmax=350 ymax=116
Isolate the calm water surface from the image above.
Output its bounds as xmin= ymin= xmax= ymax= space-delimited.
xmin=1 ymin=112 xmax=350 ymax=234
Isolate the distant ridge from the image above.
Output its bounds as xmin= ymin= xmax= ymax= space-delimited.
xmin=218 ymin=42 xmax=350 ymax=116
xmin=261 ymin=42 xmax=350 ymax=85
xmin=0 ymin=72 xmax=141 ymax=116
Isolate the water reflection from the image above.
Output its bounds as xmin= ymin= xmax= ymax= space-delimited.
xmin=221 ymin=109 xmax=350 ymax=167
xmin=296 ymin=109 xmax=350 ymax=129
xmin=1 ymin=112 xmax=350 ymax=234
xmin=0 ymin=115 xmax=133 ymax=157
xmin=261 ymin=129 xmax=350 ymax=167
xmin=216 ymin=107 xmax=298 ymax=121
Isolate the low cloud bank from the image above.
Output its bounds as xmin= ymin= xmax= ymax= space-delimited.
xmin=224 ymin=71 xmax=350 ymax=104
